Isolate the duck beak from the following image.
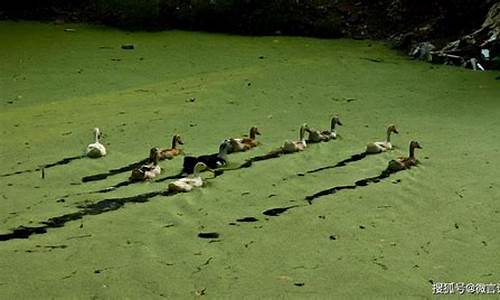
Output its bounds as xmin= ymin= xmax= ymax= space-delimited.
xmin=417 ymin=144 xmax=422 ymax=149
xmin=256 ymin=130 xmax=261 ymax=135
xmin=394 ymin=129 xmax=399 ymax=134
xmin=337 ymin=120 xmax=343 ymax=126
xmin=178 ymin=139 xmax=184 ymax=145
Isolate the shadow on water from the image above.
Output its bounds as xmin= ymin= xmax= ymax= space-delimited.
xmin=80 ymin=163 xmax=225 ymax=195
xmin=92 ymin=180 xmax=137 ymax=193
xmin=0 ymin=155 xmax=84 ymax=178
xmin=63 ymin=179 xmax=142 ymax=197
xmin=156 ymin=168 xmax=224 ymax=183
xmin=232 ymin=149 xmax=286 ymax=169
xmin=0 ymin=190 xmax=174 ymax=242
xmin=81 ymin=158 xmax=149 ymax=182
xmin=155 ymin=172 xmax=185 ymax=183
xmin=262 ymin=205 xmax=299 ymax=216
xmin=305 ymin=152 xmax=367 ymax=174
xmin=305 ymin=170 xmax=393 ymax=204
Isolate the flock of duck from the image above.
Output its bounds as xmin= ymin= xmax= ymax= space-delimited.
xmin=85 ymin=116 xmax=422 ymax=194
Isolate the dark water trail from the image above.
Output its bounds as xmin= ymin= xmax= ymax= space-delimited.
xmin=81 ymin=158 xmax=149 ymax=182
xmin=155 ymin=167 xmax=224 ymax=183
xmin=198 ymin=232 xmax=220 ymax=239
xmin=155 ymin=172 xmax=185 ymax=182
xmin=306 ymin=152 xmax=367 ymax=174
xmin=305 ymin=170 xmax=392 ymax=204
xmin=262 ymin=205 xmax=299 ymax=216
xmin=92 ymin=180 xmax=137 ymax=193
xmin=0 ymin=190 xmax=173 ymax=242
xmin=231 ymin=149 xmax=285 ymax=170
xmin=236 ymin=217 xmax=259 ymax=222
xmin=0 ymin=155 xmax=84 ymax=178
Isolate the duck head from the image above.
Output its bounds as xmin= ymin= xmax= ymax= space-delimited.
xmin=409 ymin=140 xmax=422 ymax=158
xmin=331 ymin=115 xmax=343 ymax=130
xmin=193 ymin=162 xmax=213 ymax=175
xmin=388 ymin=124 xmax=399 ymax=134
xmin=250 ymin=127 xmax=261 ymax=139
xmin=172 ymin=134 xmax=184 ymax=148
xmin=218 ymin=140 xmax=232 ymax=158
xmin=332 ymin=115 xmax=342 ymax=126
xmin=149 ymin=147 xmax=161 ymax=164
xmin=410 ymin=140 xmax=422 ymax=149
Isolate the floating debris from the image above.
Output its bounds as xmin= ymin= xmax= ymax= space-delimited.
xmin=236 ymin=217 xmax=258 ymax=223
xmin=197 ymin=232 xmax=220 ymax=239
xmin=121 ymin=44 xmax=135 ymax=50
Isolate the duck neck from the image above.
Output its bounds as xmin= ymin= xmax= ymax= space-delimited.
xmin=171 ymin=136 xmax=177 ymax=149
xmin=94 ymin=130 xmax=100 ymax=143
xmin=386 ymin=129 xmax=392 ymax=143
xmin=250 ymin=129 xmax=256 ymax=140
xmin=300 ymin=127 xmax=306 ymax=143
xmin=218 ymin=145 xmax=228 ymax=159
xmin=409 ymin=144 xmax=416 ymax=159
xmin=152 ymin=155 xmax=159 ymax=166
xmin=192 ymin=166 xmax=201 ymax=178
xmin=330 ymin=118 xmax=336 ymax=132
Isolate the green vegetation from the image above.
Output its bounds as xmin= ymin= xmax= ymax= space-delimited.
xmin=0 ymin=21 xmax=499 ymax=298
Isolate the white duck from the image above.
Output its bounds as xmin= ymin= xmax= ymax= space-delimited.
xmin=282 ymin=123 xmax=309 ymax=153
xmin=168 ymin=162 xmax=214 ymax=193
xmin=86 ymin=128 xmax=107 ymax=158
xmin=366 ymin=124 xmax=399 ymax=154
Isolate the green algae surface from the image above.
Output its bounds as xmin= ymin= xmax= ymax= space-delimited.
xmin=1 ymin=21 xmax=500 ymax=298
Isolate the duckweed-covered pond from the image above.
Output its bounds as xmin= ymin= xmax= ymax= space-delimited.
xmin=1 ymin=21 xmax=499 ymax=298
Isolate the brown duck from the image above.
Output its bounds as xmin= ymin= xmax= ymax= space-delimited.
xmin=159 ymin=135 xmax=184 ymax=160
xmin=386 ymin=141 xmax=422 ymax=172
xmin=130 ymin=147 xmax=162 ymax=181
xmin=228 ymin=127 xmax=261 ymax=153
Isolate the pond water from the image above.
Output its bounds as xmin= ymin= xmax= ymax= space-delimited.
xmin=0 ymin=21 xmax=499 ymax=298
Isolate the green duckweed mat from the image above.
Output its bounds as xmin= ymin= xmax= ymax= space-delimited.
xmin=1 ymin=21 xmax=499 ymax=299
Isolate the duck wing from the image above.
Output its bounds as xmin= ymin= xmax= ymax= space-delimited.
xmin=198 ymin=154 xmax=226 ymax=169
xmin=182 ymin=153 xmax=226 ymax=174
xmin=182 ymin=156 xmax=199 ymax=174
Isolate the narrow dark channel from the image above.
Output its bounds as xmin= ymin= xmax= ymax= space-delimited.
xmin=81 ymin=158 xmax=149 ymax=182
xmin=305 ymin=152 xmax=367 ymax=174
xmin=1 ymin=155 xmax=85 ymax=178
xmin=0 ymin=190 xmax=173 ymax=242
xmin=305 ymin=170 xmax=392 ymax=203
